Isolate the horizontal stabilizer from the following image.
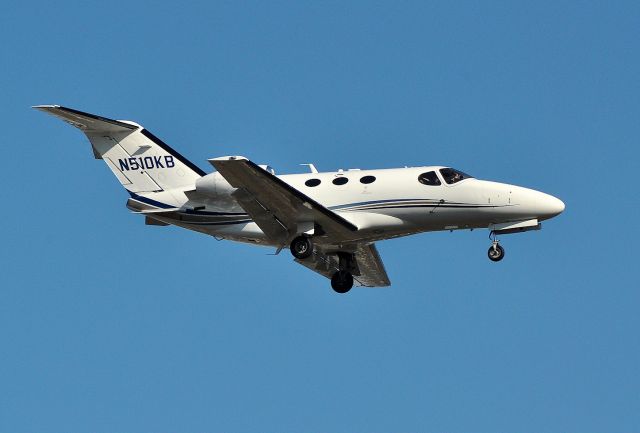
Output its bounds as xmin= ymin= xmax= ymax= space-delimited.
xmin=145 ymin=216 xmax=170 ymax=226
xmin=33 ymin=105 xmax=138 ymax=133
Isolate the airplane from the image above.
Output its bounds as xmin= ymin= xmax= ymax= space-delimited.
xmin=34 ymin=105 xmax=565 ymax=293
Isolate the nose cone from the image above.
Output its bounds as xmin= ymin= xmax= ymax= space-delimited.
xmin=536 ymin=193 xmax=565 ymax=220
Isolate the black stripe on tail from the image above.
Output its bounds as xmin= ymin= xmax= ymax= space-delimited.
xmin=140 ymin=129 xmax=206 ymax=176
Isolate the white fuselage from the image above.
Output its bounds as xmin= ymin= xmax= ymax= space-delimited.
xmin=35 ymin=104 xmax=567 ymax=290
xmin=145 ymin=165 xmax=565 ymax=247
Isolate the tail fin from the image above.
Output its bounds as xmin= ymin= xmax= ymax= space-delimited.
xmin=34 ymin=105 xmax=205 ymax=193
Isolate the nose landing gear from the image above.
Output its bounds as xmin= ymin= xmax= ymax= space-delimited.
xmin=488 ymin=231 xmax=505 ymax=262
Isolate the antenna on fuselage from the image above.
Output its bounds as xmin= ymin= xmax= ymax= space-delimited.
xmin=300 ymin=163 xmax=318 ymax=173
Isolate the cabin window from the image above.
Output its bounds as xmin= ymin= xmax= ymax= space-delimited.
xmin=439 ymin=168 xmax=473 ymax=184
xmin=305 ymin=178 xmax=321 ymax=187
xmin=332 ymin=177 xmax=349 ymax=185
xmin=360 ymin=175 xmax=376 ymax=184
xmin=418 ymin=171 xmax=441 ymax=186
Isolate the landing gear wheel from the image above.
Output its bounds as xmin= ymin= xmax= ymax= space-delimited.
xmin=331 ymin=271 xmax=353 ymax=293
xmin=488 ymin=243 xmax=505 ymax=262
xmin=290 ymin=236 xmax=313 ymax=259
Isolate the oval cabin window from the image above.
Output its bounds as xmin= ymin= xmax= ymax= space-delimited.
xmin=360 ymin=175 xmax=376 ymax=184
xmin=332 ymin=177 xmax=349 ymax=185
xmin=305 ymin=178 xmax=321 ymax=187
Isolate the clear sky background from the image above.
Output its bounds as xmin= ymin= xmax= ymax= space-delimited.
xmin=1 ymin=1 xmax=638 ymax=432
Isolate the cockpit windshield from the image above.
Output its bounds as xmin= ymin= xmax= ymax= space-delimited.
xmin=439 ymin=168 xmax=473 ymax=184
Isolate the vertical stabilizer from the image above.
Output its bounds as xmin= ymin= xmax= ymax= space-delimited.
xmin=34 ymin=105 xmax=205 ymax=193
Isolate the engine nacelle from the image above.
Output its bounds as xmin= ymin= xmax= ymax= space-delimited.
xmin=195 ymin=171 xmax=235 ymax=198
xmin=194 ymin=164 xmax=276 ymax=201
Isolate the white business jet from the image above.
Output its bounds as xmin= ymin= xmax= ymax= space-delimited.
xmin=35 ymin=105 xmax=565 ymax=293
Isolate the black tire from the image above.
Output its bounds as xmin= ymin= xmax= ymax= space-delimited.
xmin=331 ymin=271 xmax=353 ymax=293
xmin=488 ymin=244 xmax=505 ymax=262
xmin=290 ymin=236 xmax=313 ymax=259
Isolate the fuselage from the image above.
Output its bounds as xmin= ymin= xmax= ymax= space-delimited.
xmin=143 ymin=165 xmax=565 ymax=247
xmin=35 ymin=104 xmax=567 ymax=290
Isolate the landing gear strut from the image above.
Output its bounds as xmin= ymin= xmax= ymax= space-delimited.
xmin=331 ymin=252 xmax=354 ymax=293
xmin=290 ymin=236 xmax=313 ymax=259
xmin=487 ymin=231 xmax=505 ymax=262
xmin=290 ymin=238 xmax=355 ymax=293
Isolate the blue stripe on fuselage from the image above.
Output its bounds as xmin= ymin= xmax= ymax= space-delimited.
xmin=127 ymin=191 xmax=174 ymax=209
xmin=127 ymin=193 xmax=498 ymax=223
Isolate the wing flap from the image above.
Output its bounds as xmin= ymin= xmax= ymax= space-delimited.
xmin=232 ymin=188 xmax=289 ymax=241
xmin=295 ymin=252 xmax=338 ymax=281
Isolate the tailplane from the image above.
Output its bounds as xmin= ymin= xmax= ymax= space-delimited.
xmin=34 ymin=105 xmax=205 ymax=193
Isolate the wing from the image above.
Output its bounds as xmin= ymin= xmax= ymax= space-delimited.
xmin=209 ymin=156 xmax=358 ymax=245
xmin=296 ymin=243 xmax=391 ymax=287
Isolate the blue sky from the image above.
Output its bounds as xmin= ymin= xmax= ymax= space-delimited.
xmin=1 ymin=1 xmax=639 ymax=432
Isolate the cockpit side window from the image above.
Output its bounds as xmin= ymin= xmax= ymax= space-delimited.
xmin=439 ymin=168 xmax=473 ymax=184
xmin=418 ymin=171 xmax=441 ymax=186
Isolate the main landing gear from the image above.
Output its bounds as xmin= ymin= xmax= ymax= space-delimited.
xmin=331 ymin=270 xmax=353 ymax=294
xmin=487 ymin=231 xmax=505 ymax=262
xmin=330 ymin=252 xmax=355 ymax=293
xmin=290 ymin=236 xmax=354 ymax=293
xmin=290 ymin=235 xmax=313 ymax=260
